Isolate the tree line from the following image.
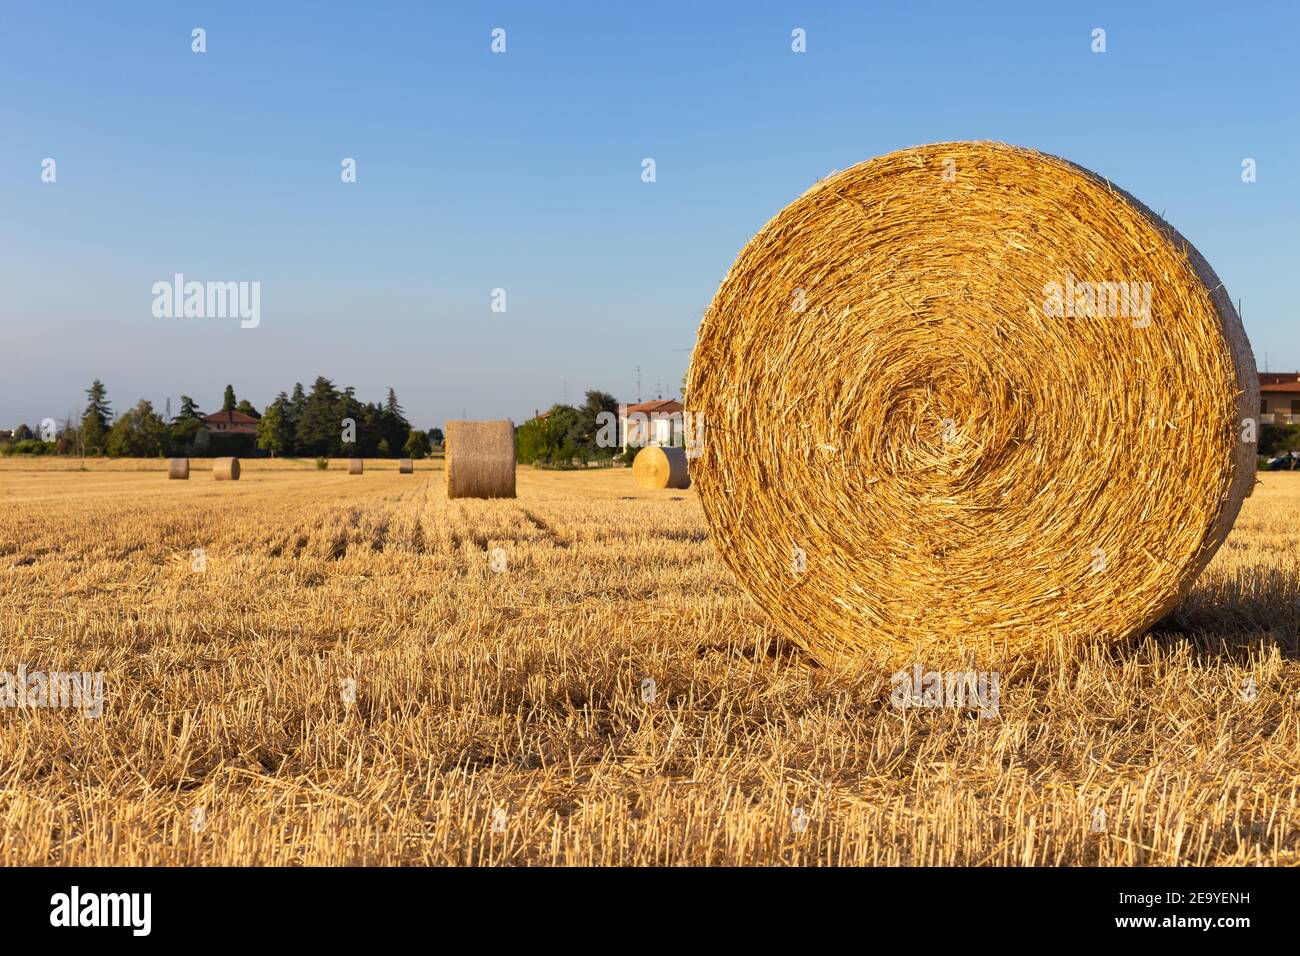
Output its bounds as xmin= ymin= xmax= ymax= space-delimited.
xmin=2 ymin=378 xmax=444 ymax=459
xmin=515 ymin=390 xmax=626 ymax=466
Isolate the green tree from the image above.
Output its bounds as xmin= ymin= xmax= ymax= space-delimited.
xmin=331 ymin=388 xmax=367 ymax=455
xmin=297 ymin=376 xmax=341 ymax=455
xmin=80 ymin=379 xmax=113 ymax=455
xmin=174 ymin=395 xmax=203 ymax=421
xmin=515 ymin=418 xmax=544 ymax=464
xmin=516 ymin=405 xmax=580 ymax=466
xmin=358 ymin=401 xmax=384 ymax=456
xmin=235 ymin=399 xmax=261 ymax=420
xmin=402 ymin=430 xmax=431 ymax=459
xmin=1260 ymin=424 xmax=1300 ymax=458
xmin=105 ymin=399 xmax=168 ymax=457
xmin=575 ymin=390 xmax=619 ymax=459
xmin=379 ymin=388 xmax=411 ymax=456
xmin=222 ymin=385 xmax=237 ymax=412
xmin=256 ymin=397 xmax=294 ymax=457
xmin=169 ymin=395 xmax=205 ymax=452
xmin=288 ymin=383 xmax=306 ymax=435
xmin=276 ymin=391 xmax=296 ymax=454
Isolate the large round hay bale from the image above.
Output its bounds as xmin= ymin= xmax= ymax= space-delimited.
xmin=445 ymin=420 xmax=516 ymax=499
xmin=398 ymin=458 xmax=414 ymax=474
xmin=348 ymin=459 xmax=364 ymax=475
xmin=686 ymin=141 xmax=1257 ymax=665
xmin=167 ymin=458 xmax=189 ymax=480
xmin=213 ymin=457 xmax=240 ymax=481
xmin=632 ymin=445 xmax=690 ymax=489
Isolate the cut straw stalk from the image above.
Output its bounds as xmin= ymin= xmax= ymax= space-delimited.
xmin=685 ymin=141 xmax=1257 ymax=665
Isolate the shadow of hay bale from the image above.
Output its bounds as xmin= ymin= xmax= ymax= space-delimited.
xmin=1149 ymin=564 xmax=1300 ymax=661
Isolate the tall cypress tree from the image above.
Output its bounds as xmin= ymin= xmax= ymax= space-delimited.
xmin=80 ymin=379 xmax=112 ymax=455
xmin=381 ymin=387 xmax=411 ymax=456
xmin=296 ymin=376 xmax=340 ymax=455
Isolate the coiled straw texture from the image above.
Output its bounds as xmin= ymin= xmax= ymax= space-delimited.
xmin=686 ymin=142 xmax=1257 ymax=665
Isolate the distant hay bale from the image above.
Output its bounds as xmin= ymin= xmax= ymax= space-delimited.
xmin=167 ymin=458 xmax=189 ymax=480
xmin=445 ymin=420 xmax=516 ymax=499
xmin=213 ymin=457 xmax=240 ymax=481
xmin=632 ymin=445 xmax=690 ymax=489
xmin=685 ymin=141 xmax=1257 ymax=666
xmin=398 ymin=458 xmax=414 ymax=474
xmin=348 ymin=459 xmax=364 ymax=475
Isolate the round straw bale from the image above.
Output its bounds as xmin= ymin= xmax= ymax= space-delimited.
xmin=167 ymin=458 xmax=189 ymax=480
xmin=632 ymin=445 xmax=690 ymax=490
xmin=398 ymin=458 xmax=414 ymax=474
xmin=213 ymin=457 xmax=240 ymax=481
xmin=348 ymin=459 xmax=364 ymax=475
xmin=445 ymin=420 xmax=516 ymax=499
xmin=685 ymin=141 xmax=1257 ymax=665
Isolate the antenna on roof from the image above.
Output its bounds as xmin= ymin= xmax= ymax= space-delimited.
xmin=636 ymin=366 xmax=641 ymax=403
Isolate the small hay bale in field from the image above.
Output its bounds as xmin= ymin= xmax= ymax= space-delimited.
xmin=685 ymin=141 xmax=1258 ymax=666
xmin=399 ymin=458 xmax=414 ymax=474
xmin=213 ymin=457 xmax=240 ymax=481
xmin=349 ymin=459 xmax=364 ymax=475
xmin=167 ymin=458 xmax=189 ymax=480
xmin=445 ymin=420 xmax=516 ymax=499
xmin=632 ymin=445 xmax=690 ymax=489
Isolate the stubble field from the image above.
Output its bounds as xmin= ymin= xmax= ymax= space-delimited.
xmin=1 ymin=458 xmax=1297 ymax=865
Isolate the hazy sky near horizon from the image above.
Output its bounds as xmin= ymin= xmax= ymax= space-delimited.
xmin=2 ymin=1 xmax=1297 ymax=429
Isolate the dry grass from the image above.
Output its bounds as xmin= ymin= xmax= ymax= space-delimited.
xmin=0 ymin=458 xmax=1297 ymax=865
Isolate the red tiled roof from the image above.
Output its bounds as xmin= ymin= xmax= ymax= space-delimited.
xmin=1259 ymin=372 xmax=1300 ymax=386
xmin=625 ymin=399 xmax=682 ymax=414
xmin=202 ymin=410 xmax=259 ymax=424
xmin=1261 ymin=382 xmax=1300 ymax=393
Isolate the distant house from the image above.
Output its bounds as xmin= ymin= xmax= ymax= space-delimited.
xmin=202 ymin=410 xmax=259 ymax=435
xmin=619 ymin=398 xmax=683 ymax=450
xmin=1260 ymin=372 xmax=1300 ymax=425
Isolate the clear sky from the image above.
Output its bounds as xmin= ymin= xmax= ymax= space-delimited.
xmin=2 ymin=1 xmax=1296 ymax=429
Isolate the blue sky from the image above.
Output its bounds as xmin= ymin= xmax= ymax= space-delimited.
xmin=2 ymin=1 xmax=1296 ymax=429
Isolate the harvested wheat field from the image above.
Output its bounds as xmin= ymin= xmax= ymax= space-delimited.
xmin=0 ymin=458 xmax=1297 ymax=866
